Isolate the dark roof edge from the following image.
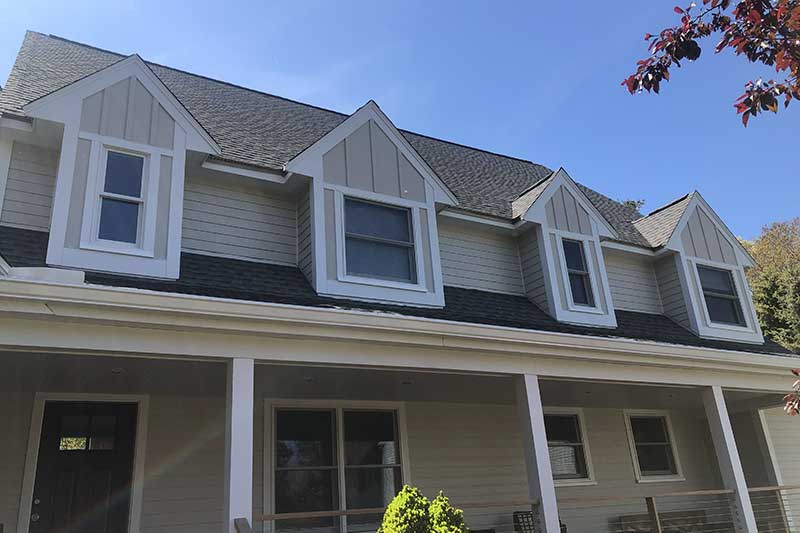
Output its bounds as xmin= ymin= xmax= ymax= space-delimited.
xmin=639 ymin=191 xmax=694 ymax=219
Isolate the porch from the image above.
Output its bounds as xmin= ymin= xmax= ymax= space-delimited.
xmin=0 ymin=351 xmax=797 ymax=533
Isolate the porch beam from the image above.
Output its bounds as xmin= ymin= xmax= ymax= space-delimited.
xmin=702 ymin=385 xmax=758 ymax=533
xmin=224 ymin=358 xmax=255 ymax=533
xmin=515 ymin=374 xmax=560 ymax=533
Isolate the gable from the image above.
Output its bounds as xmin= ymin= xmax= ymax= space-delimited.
xmin=544 ymin=185 xmax=593 ymax=235
xmin=679 ymin=205 xmax=738 ymax=265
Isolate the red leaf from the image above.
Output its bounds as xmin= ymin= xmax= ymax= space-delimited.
xmin=644 ymin=33 xmax=652 ymax=40
xmin=674 ymin=6 xmax=684 ymax=13
xmin=742 ymin=111 xmax=750 ymax=127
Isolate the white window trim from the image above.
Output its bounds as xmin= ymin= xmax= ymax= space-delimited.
xmin=332 ymin=187 xmax=428 ymax=293
xmin=79 ymin=136 xmax=165 ymax=258
xmin=555 ymin=232 xmax=604 ymax=315
xmin=690 ymin=258 xmax=752 ymax=332
xmin=16 ymin=392 xmax=150 ymax=533
xmin=544 ymin=407 xmax=597 ymax=487
xmin=623 ymin=409 xmax=685 ymax=483
xmin=263 ymin=398 xmax=411 ymax=533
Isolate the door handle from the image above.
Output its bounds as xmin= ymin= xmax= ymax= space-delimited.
xmin=30 ymin=513 xmax=40 ymax=523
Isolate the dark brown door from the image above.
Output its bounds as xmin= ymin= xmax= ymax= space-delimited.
xmin=30 ymin=402 xmax=138 ymax=533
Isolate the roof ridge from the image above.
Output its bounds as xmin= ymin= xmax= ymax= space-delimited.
xmin=638 ymin=191 xmax=693 ymax=220
xmin=43 ymin=32 xmax=552 ymax=171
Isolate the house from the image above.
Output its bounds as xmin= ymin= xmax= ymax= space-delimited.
xmin=0 ymin=30 xmax=798 ymax=533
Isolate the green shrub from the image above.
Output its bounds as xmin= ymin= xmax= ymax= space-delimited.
xmin=377 ymin=486 xmax=466 ymax=533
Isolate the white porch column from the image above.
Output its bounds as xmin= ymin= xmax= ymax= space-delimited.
xmin=702 ymin=385 xmax=758 ymax=533
xmin=515 ymin=374 xmax=560 ymax=533
xmin=224 ymin=358 xmax=255 ymax=533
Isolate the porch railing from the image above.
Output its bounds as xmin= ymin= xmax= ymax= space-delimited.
xmin=557 ymin=488 xmax=738 ymax=533
xmin=749 ymin=484 xmax=800 ymax=533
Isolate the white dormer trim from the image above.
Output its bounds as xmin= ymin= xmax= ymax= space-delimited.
xmin=285 ymin=100 xmax=457 ymax=207
xmin=520 ymin=168 xmax=618 ymax=240
xmin=665 ymin=192 xmax=755 ymax=268
xmin=23 ymin=55 xmax=220 ymax=155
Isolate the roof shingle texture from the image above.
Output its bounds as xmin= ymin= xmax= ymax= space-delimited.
xmin=0 ymin=226 xmax=792 ymax=357
xmin=633 ymin=193 xmax=694 ymax=249
xmin=0 ymin=32 xmax=670 ymax=243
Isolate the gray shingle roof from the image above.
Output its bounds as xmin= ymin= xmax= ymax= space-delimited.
xmin=633 ymin=193 xmax=694 ymax=249
xmin=1 ymin=31 xmax=662 ymax=243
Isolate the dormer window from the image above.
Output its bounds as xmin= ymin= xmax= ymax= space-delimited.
xmin=344 ymin=197 xmax=416 ymax=283
xmin=562 ymin=238 xmax=595 ymax=307
xmin=697 ymin=265 xmax=745 ymax=326
xmin=97 ymin=149 xmax=146 ymax=245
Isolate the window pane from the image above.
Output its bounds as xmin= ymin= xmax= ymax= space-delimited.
xmin=275 ymin=469 xmax=339 ymax=533
xmin=345 ymin=466 xmax=401 ymax=510
xmin=276 ymin=410 xmax=335 ymax=467
xmin=89 ymin=415 xmax=116 ymax=450
xmin=705 ymin=295 xmax=744 ymax=325
xmin=544 ymin=415 xmax=581 ymax=444
xmin=548 ymin=445 xmax=587 ymax=479
xmin=562 ymin=240 xmax=586 ymax=271
xmin=345 ymin=237 xmax=415 ymax=282
xmin=630 ymin=417 xmax=669 ymax=443
xmin=698 ymin=266 xmax=736 ymax=296
xmin=99 ymin=198 xmax=139 ymax=244
xmin=345 ymin=199 xmax=411 ymax=243
xmin=59 ymin=414 xmax=89 ymax=451
xmin=104 ymin=151 xmax=144 ymax=198
xmin=635 ymin=444 xmax=677 ymax=475
xmin=568 ymin=273 xmax=593 ymax=306
xmin=344 ymin=411 xmax=399 ymax=466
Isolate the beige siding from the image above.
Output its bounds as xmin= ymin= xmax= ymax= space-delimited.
xmin=655 ymin=254 xmax=691 ymax=328
xmin=730 ymin=411 xmax=773 ymax=487
xmin=680 ymin=206 xmax=737 ymax=265
xmin=437 ymin=217 xmax=524 ymax=295
xmin=518 ymin=227 xmax=549 ymax=311
xmin=603 ymin=249 xmax=663 ymax=314
xmin=297 ymin=187 xmax=313 ymax=283
xmin=762 ymin=407 xmax=800 ymax=484
xmin=544 ymin=185 xmax=592 ymax=235
xmin=0 ymin=141 xmax=58 ymax=231
xmin=81 ymin=77 xmax=175 ymax=150
xmin=182 ymin=175 xmax=297 ymax=265
xmin=0 ymin=392 xmax=35 ymax=533
xmin=322 ymin=120 xmax=426 ymax=203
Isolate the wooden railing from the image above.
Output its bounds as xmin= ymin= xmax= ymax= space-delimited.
xmin=749 ymin=484 xmax=800 ymax=533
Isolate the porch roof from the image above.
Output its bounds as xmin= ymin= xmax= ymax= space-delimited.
xmin=0 ymin=225 xmax=792 ymax=357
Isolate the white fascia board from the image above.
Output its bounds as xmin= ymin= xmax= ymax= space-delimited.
xmin=601 ymin=240 xmax=655 ymax=257
xmin=665 ymin=191 xmax=756 ymax=268
xmin=0 ymin=115 xmax=35 ymax=132
xmin=285 ymin=100 xmax=458 ymax=206
xmin=520 ymin=167 xmax=619 ymax=239
xmin=201 ymin=159 xmax=288 ymax=184
xmin=22 ymin=54 xmax=220 ymax=155
xmin=438 ymin=208 xmax=517 ymax=230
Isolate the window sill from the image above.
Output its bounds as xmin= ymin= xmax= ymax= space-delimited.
xmin=80 ymin=241 xmax=155 ymax=258
xmin=554 ymin=479 xmax=597 ymax=488
xmin=338 ymin=274 xmax=427 ymax=292
xmin=635 ymin=475 xmax=686 ymax=484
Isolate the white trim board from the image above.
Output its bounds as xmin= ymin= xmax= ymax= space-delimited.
xmin=16 ymin=392 xmax=150 ymax=533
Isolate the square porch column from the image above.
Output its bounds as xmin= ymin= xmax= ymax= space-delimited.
xmin=515 ymin=374 xmax=560 ymax=533
xmin=224 ymin=358 xmax=255 ymax=533
xmin=702 ymin=385 xmax=758 ymax=533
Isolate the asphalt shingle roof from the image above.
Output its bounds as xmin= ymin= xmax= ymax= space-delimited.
xmin=633 ymin=193 xmax=694 ymax=249
xmin=0 ymin=226 xmax=792 ymax=357
xmin=0 ymin=31 xmax=666 ymax=240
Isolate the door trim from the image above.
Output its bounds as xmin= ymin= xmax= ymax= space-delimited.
xmin=17 ymin=393 xmax=150 ymax=533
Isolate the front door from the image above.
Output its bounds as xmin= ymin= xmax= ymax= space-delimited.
xmin=30 ymin=401 xmax=138 ymax=533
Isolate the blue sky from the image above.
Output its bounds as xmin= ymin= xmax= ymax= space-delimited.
xmin=2 ymin=0 xmax=797 ymax=239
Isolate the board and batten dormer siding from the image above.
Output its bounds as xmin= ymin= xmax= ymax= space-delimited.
xmin=603 ymin=249 xmax=663 ymax=314
xmin=181 ymin=175 xmax=297 ymax=266
xmin=0 ymin=141 xmax=58 ymax=231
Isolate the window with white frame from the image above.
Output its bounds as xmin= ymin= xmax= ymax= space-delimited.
xmin=562 ymin=238 xmax=594 ymax=307
xmin=273 ymin=407 xmax=403 ymax=533
xmin=343 ymin=198 xmax=416 ymax=284
xmin=625 ymin=413 xmax=682 ymax=480
xmin=96 ymin=149 xmax=146 ymax=245
xmin=544 ymin=411 xmax=593 ymax=483
xmin=696 ymin=265 xmax=746 ymax=326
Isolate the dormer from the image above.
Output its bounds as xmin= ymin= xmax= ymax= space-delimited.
xmin=639 ymin=192 xmax=763 ymax=344
xmin=22 ymin=55 xmax=219 ymax=278
xmin=286 ymin=101 xmax=457 ymax=306
xmin=515 ymin=168 xmax=618 ymax=328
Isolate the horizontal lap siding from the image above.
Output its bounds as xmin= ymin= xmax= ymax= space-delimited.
xmin=296 ymin=189 xmax=312 ymax=283
xmin=603 ymin=250 xmax=663 ymax=314
xmin=438 ymin=218 xmax=525 ymax=295
xmin=0 ymin=392 xmax=35 ymax=533
xmin=1 ymin=142 xmax=58 ymax=231
xmin=655 ymin=255 xmax=691 ymax=328
xmin=762 ymin=407 xmax=800 ymax=484
xmin=518 ymin=229 xmax=549 ymax=311
xmin=182 ymin=176 xmax=297 ymax=265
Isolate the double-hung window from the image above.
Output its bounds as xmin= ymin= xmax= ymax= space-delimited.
xmin=562 ymin=238 xmax=594 ymax=307
xmin=696 ymin=265 xmax=745 ymax=326
xmin=343 ymin=198 xmax=416 ymax=284
xmin=625 ymin=413 xmax=682 ymax=480
xmin=544 ymin=411 xmax=593 ymax=483
xmin=97 ymin=149 xmax=146 ymax=245
xmin=273 ymin=407 xmax=403 ymax=533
